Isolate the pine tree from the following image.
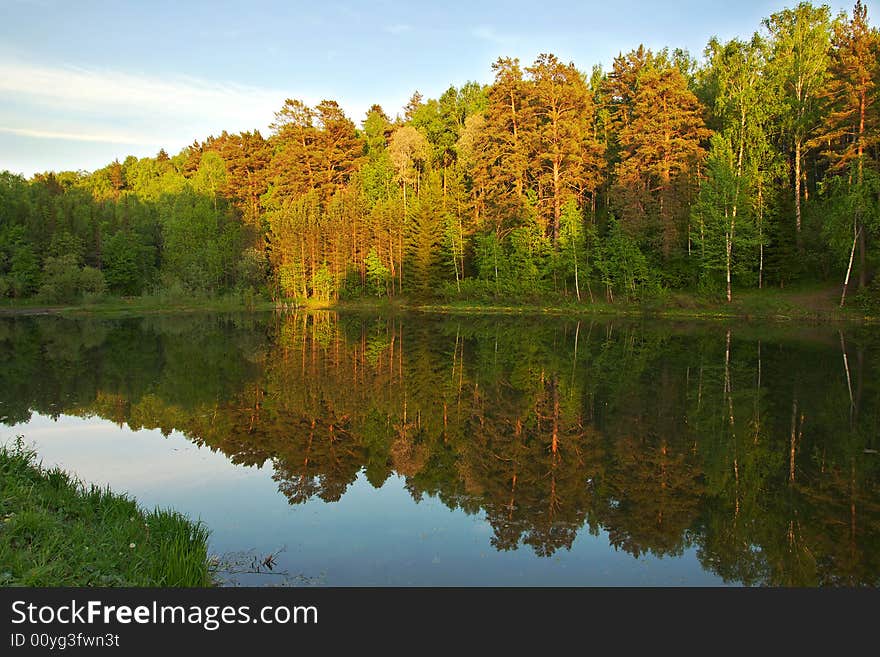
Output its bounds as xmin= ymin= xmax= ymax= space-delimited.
xmin=525 ymin=54 xmax=602 ymax=246
xmin=613 ymin=53 xmax=710 ymax=258
xmin=269 ymin=99 xmax=319 ymax=199
xmin=405 ymin=174 xmax=447 ymax=298
xmin=812 ymin=0 xmax=879 ymax=287
xmin=473 ymin=58 xmax=535 ymax=233
xmin=313 ymin=100 xmax=365 ymax=203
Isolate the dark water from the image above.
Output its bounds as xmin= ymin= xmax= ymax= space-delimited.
xmin=1 ymin=312 xmax=878 ymax=586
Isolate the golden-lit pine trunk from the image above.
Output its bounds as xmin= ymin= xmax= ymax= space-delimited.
xmin=552 ymin=158 xmax=561 ymax=247
xmin=858 ymin=88 xmax=867 ymax=288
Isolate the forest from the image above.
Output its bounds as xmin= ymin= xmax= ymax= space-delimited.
xmin=1 ymin=1 xmax=879 ymax=308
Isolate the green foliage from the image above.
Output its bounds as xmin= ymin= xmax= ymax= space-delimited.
xmin=0 ymin=225 xmax=40 ymax=298
xmin=359 ymin=152 xmax=395 ymax=205
xmin=104 ymin=230 xmax=155 ymax=296
xmin=192 ymin=151 xmax=227 ymax=199
xmin=0 ymin=441 xmax=211 ymax=586
xmin=692 ymin=134 xmax=760 ymax=297
xmin=47 ymin=231 xmax=86 ymax=264
xmin=364 ymin=247 xmax=390 ymax=297
xmin=79 ymin=266 xmax=107 ymax=301
xmin=596 ymin=217 xmax=658 ymax=301
xmin=471 ymin=216 xmax=555 ymax=298
xmin=158 ymin=187 xmax=239 ymax=294
xmin=404 ymin=176 xmax=447 ymax=298
xmin=764 ymin=2 xmax=832 ymax=143
xmin=8 ymin=246 xmax=40 ymax=298
xmin=474 ymin=232 xmax=505 ymax=286
xmin=507 ymin=221 xmax=550 ymax=294
xmin=38 ymin=254 xmax=106 ymax=304
xmin=278 ymin=262 xmax=305 ymax=299
xmin=235 ymin=246 xmax=269 ymax=293
xmin=1 ymin=3 xmax=879 ymax=307
xmin=438 ymin=277 xmax=503 ymax=301
xmin=818 ymin=166 xmax=880 ymax=268
xmin=554 ymin=198 xmax=591 ymax=298
xmin=854 ymin=278 xmax=880 ymax=312
xmin=311 ymin=263 xmax=334 ymax=302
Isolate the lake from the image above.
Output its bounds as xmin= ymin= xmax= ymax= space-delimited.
xmin=1 ymin=311 xmax=877 ymax=586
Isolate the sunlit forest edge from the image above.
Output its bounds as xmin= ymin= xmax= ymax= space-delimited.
xmin=2 ymin=1 xmax=880 ymax=318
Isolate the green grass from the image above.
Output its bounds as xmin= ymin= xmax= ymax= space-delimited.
xmin=302 ymin=296 xmax=407 ymax=314
xmin=0 ymin=440 xmax=212 ymax=586
xmin=381 ymin=283 xmax=877 ymax=323
xmin=0 ymin=294 xmax=276 ymax=318
xmin=2 ymin=283 xmax=876 ymax=323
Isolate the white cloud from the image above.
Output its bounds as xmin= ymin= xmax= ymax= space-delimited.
xmin=0 ymin=57 xmax=375 ymax=174
xmin=0 ymin=59 xmax=294 ymax=147
xmin=0 ymin=125 xmax=153 ymax=145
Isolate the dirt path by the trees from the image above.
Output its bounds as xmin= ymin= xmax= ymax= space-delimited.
xmin=783 ymin=285 xmax=842 ymax=312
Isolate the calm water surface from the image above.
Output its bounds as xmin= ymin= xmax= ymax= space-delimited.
xmin=1 ymin=312 xmax=877 ymax=586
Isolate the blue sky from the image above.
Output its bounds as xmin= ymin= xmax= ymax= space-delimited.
xmin=1 ymin=0 xmax=874 ymax=176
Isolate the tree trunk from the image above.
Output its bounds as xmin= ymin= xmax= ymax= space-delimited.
xmin=726 ymin=223 xmax=733 ymax=303
xmin=400 ymin=183 xmax=406 ymax=292
xmin=840 ymin=224 xmax=861 ymax=307
xmin=458 ymin=213 xmax=466 ymax=284
xmin=758 ymin=185 xmax=764 ymax=289
xmin=858 ymin=92 xmax=866 ymax=288
xmin=388 ymin=229 xmax=396 ymax=296
xmin=794 ymin=139 xmax=802 ymax=249
xmin=510 ymin=90 xmax=522 ymax=199
xmin=552 ymin=159 xmax=561 ymax=247
xmin=493 ymin=235 xmax=499 ymax=292
xmin=451 ymin=230 xmax=461 ymax=293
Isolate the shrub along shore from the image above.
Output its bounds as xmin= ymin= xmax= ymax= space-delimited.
xmin=0 ymin=440 xmax=212 ymax=587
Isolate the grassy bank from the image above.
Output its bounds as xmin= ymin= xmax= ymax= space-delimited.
xmin=0 ymin=294 xmax=275 ymax=318
xmin=336 ymin=284 xmax=878 ymax=323
xmin=1 ymin=283 xmax=875 ymax=323
xmin=0 ymin=440 xmax=212 ymax=586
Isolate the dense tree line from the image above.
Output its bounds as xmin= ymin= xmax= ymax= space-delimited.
xmin=1 ymin=1 xmax=879 ymax=306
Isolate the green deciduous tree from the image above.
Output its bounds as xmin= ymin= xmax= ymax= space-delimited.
xmin=764 ymin=2 xmax=832 ymax=246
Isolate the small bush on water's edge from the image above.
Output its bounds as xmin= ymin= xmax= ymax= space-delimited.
xmin=0 ymin=439 xmax=212 ymax=587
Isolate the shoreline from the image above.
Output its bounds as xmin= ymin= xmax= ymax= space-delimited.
xmin=0 ymin=287 xmax=875 ymax=324
xmin=0 ymin=440 xmax=213 ymax=587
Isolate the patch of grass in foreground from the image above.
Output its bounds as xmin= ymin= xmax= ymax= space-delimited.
xmin=0 ymin=439 xmax=212 ymax=587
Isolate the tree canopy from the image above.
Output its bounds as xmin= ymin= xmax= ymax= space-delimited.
xmin=2 ymin=1 xmax=879 ymax=307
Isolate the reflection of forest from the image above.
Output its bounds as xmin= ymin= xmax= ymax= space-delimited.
xmin=1 ymin=313 xmax=878 ymax=585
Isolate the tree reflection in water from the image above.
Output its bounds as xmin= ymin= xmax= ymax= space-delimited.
xmin=1 ymin=311 xmax=878 ymax=585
